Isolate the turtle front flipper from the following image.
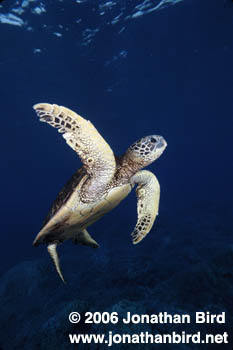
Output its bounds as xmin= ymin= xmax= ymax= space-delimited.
xmin=72 ymin=229 xmax=99 ymax=248
xmin=33 ymin=103 xmax=116 ymax=202
xmin=130 ymin=170 xmax=160 ymax=244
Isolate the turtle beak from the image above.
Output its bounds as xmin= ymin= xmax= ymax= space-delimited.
xmin=47 ymin=242 xmax=66 ymax=284
xmin=157 ymin=136 xmax=167 ymax=149
xmin=150 ymin=135 xmax=167 ymax=149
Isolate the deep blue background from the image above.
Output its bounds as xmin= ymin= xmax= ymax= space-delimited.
xmin=1 ymin=0 xmax=232 ymax=271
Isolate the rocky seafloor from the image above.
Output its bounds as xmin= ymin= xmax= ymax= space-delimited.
xmin=0 ymin=239 xmax=232 ymax=350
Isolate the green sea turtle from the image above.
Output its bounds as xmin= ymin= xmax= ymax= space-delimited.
xmin=33 ymin=103 xmax=167 ymax=283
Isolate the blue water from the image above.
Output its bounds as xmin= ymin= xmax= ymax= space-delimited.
xmin=0 ymin=0 xmax=233 ymax=349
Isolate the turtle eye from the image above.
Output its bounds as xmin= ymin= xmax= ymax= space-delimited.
xmin=150 ymin=137 xmax=157 ymax=143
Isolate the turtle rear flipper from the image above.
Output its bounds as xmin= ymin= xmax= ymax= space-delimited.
xmin=72 ymin=229 xmax=99 ymax=248
xmin=47 ymin=242 xmax=66 ymax=284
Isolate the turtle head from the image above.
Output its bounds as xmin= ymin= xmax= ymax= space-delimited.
xmin=126 ymin=135 xmax=167 ymax=168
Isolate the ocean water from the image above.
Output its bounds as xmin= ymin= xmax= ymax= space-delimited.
xmin=0 ymin=0 xmax=233 ymax=349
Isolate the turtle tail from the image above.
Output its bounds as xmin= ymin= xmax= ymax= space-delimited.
xmin=47 ymin=242 xmax=66 ymax=284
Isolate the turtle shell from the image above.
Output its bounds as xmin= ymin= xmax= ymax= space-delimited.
xmin=33 ymin=167 xmax=132 ymax=246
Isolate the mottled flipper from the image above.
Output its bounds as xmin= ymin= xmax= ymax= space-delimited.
xmin=33 ymin=103 xmax=116 ymax=202
xmin=130 ymin=170 xmax=160 ymax=244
